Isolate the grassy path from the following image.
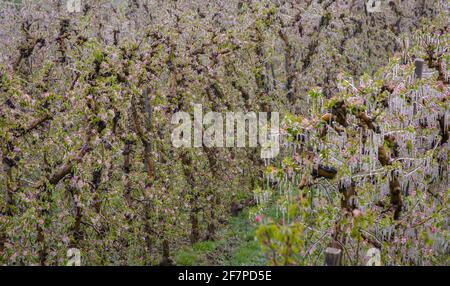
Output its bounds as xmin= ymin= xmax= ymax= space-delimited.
xmin=173 ymin=211 xmax=265 ymax=266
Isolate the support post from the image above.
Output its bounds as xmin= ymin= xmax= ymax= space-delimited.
xmin=325 ymin=247 xmax=342 ymax=266
xmin=415 ymin=59 xmax=424 ymax=79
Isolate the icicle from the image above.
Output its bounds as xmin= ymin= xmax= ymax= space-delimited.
xmin=359 ymin=128 xmax=363 ymax=158
xmin=444 ymin=111 xmax=449 ymax=132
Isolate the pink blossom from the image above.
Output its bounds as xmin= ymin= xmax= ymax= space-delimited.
xmin=352 ymin=209 xmax=362 ymax=217
xmin=255 ymin=215 xmax=262 ymax=223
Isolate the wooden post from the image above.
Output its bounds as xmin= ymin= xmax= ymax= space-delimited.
xmin=325 ymin=247 xmax=342 ymax=266
xmin=414 ymin=59 xmax=424 ymax=79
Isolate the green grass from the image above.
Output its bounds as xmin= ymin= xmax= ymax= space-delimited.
xmin=174 ymin=248 xmax=198 ymax=266
xmin=192 ymin=241 xmax=217 ymax=252
xmin=173 ymin=210 xmax=265 ymax=266
xmin=174 ymin=241 xmax=218 ymax=265
xmin=225 ymin=239 xmax=264 ymax=266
